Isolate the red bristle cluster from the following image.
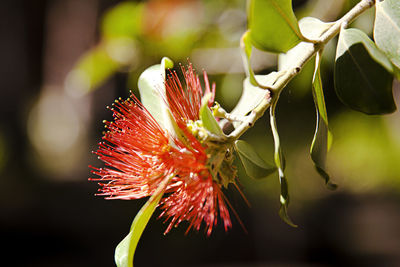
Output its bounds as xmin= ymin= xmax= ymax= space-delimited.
xmin=166 ymin=63 xmax=216 ymax=125
xmin=91 ymin=67 xmax=231 ymax=235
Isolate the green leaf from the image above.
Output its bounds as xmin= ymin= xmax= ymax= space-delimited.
xmin=231 ymin=72 xmax=280 ymax=128
xmin=199 ymin=94 xmax=224 ymax=135
xmin=270 ymin=100 xmax=297 ymax=227
xmin=248 ymin=0 xmax=303 ymax=53
xmin=101 ymin=2 xmax=144 ymax=39
xmin=279 ymin=17 xmax=333 ymax=71
xmin=138 ymin=57 xmax=176 ymax=132
xmin=374 ymin=0 xmax=400 ymax=69
xmin=335 ymin=28 xmax=396 ymax=115
xmin=311 ymin=51 xmax=337 ymax=190
xmin=115 ymin=175 xmax=172 ymax=267
xmin=235 ymin=140 xmax=276 ymax=179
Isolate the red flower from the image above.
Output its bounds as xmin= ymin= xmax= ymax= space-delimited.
xmin=91 ymin=66 xmax=232 ymax=235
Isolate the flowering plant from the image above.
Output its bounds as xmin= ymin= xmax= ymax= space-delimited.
xmin=91 ymin=58 xmax=267 ymax=265
xmin=87 ymin=0 xmax=400 ymax=266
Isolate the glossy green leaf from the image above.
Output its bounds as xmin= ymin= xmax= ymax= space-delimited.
xmin=270 ymin=100 xmax=297 ymax=227
xmin=248 ymin=0 xmax=303 ymax=53
xmin=311 ymin=51 xmax=337 ymax=190
xmin=101 ymin=2 xmax=144 ymax=39
xmin=199 ymin=94 xmax=224 ymax=135
xmin=235 ymin=140 xmax=276 ymax=179
xmin=138 ymin=57 xmax=175 ymax=132
xmin=115 ymin=175 xmax=172 ymax=267
xmin=374 ymin=0 xmax=400 ymax=69
xmin=231 ymin=72 xmax=280 ymax=128
xmin=335 ymin=28 xmax=396 ymax=115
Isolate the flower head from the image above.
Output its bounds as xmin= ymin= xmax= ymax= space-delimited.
xmin=91 ymin=65 xmax=236 ymax=235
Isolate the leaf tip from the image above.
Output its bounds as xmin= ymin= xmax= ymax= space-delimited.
xmin=279 ymin=205 xmax=298 ymax=228
xmin=327 ymin=182 xmax=338 ymax=191
xmin=161 ymin=57 xmax=174 ymax=69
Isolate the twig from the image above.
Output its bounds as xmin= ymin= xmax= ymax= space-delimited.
xmin=228 ymin=0 xmax=376 ymax=141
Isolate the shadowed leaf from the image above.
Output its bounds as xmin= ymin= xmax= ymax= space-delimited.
xmin=335 ymin=28 xmax=396 ymax=115
xmin=311 ymin=51 xmax=337 ymax=190
xmin=235 ymin=140 xmax=276 ymax=179
xmin=270 ymin=100 xmax=297 ymax=227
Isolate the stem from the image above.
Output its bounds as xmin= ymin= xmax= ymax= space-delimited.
xmin=228 ymin=0 xmax=376 ymax=141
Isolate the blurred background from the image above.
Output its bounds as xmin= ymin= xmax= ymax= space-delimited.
xmin=1 ymin=0 xmax=400 ymax=266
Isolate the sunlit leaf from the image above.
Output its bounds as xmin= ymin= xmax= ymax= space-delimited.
xmin=138 ymin=57 xmax=176 ymax=133
xmin=310 ymin=51 xmax=337 ymax=190
xmin=374 ymin=0 xmax=400 ymax=69
xmin=115 ymin=175 xmax=172 ymax=267
xmin=270 ymin=99 xmax=297 ymax=227
xmin=335 ymin=28 xmax=396 ymax=115
xmin=248 ymin=0 xmax=303 ymax=53
xmin=235 ymin=140 xmax=276 ymax=179
xmin=199 ymin=94 xmax=224 ymax=135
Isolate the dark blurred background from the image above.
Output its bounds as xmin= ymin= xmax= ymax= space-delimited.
xmin=1 ymin=0 xmax=400 ymax=266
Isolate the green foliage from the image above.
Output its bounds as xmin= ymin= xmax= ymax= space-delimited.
xmin=310 ymin=51 xmax=337 ymax=190
xmin=235 ymin=140 xmax=276 ymax=179
xmin=374 ymin=0 xmax=400 ymax=70
xmin=335 ymin=28 xmax=396 ymax=115
xmin=247 ymin=0 xmax=303 ymax=53
xmin=115 ymin=176 xmax=172 ymax=267
xmin=88 ymin=0 xmax=400 ymax=257
xmin=270 ymin=100 xmax=297 ymax=227
xmin=199 ymin=94 xmax=224 ymax=135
